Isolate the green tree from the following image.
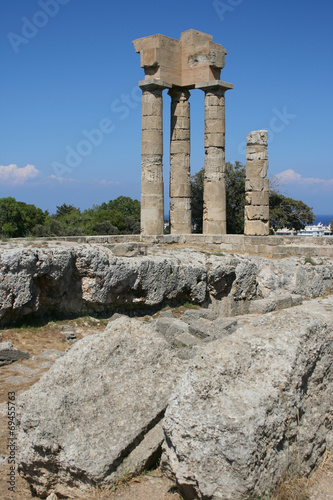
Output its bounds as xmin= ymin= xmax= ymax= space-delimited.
xmin=225 ymin=161 xmax=246 ymax=234
xmin=190 ymin=163 xmax=315 ymax=233
xmin=191 ymin=169 xmax=204 ymax=233
xmin=0 ymin=197 xmax=48 ymax=237
xmin=269 ymin=193 xmax=315 ymax=230
xmin=191 ymin=162 xmax=246 ymax=234
xmin=54 ymin=204 xmax=80 ymax=219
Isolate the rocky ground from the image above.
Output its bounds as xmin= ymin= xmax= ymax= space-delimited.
xmin=0 ymin=307 xmax=332 ymax=500
xmin=0 ymin=243 xmax=332 ymax=499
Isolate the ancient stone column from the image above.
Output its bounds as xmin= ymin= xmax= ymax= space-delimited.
xmin=140 ymin=81 xmax=166 ymax=235
xmin=244 ymin=130 xmax=270 ymax=236
xmin=169 ymin=88 xmax=191 ymax=234
xmin=201 ymin=84 xmax=227 ymax=234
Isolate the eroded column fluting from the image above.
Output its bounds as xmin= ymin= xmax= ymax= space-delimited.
xmin=140 ymin=82 xmax=165 ymax=235
xmin=202 ymin=85 xmax=226 ymax=234
xmin=244 ymin=130 xmax=270 ymax=235
xmin=169 ymin=88 xmax=191 ymax=234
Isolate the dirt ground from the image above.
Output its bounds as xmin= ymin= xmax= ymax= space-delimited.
xmin=0 ymin=318 xmax=332 ymax=500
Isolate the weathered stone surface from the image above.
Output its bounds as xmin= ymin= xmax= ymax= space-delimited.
xmin=109 ymin=243 xmax=147 ymax=257
xmin=245 ymin=190 xmax=269 ymax=206
xmin=46 ymin=494 xmax=58 ymax=500
xmin=17 ymin=317 xmax=189 ymax=498
xmin=203 ymin=86 xmax=227 ymax=235
xmin=140 ymin=85 xmax=165 ymax=235
xmin=244 ymin=220 xmax=270 ymax=236
xmin=0 ymin=246 xmax=208 ymax=324
xmin=246 ymin=129 xmax=268 ymax=146
xmin=1 ymin=245 xmax=333 ymax=325
xmin=245 ymin=129 xmax=269 ymax=236
xmin=169 ymin=88 xmax=191 ymax=235
xmin=162 ymin=297 xmax=333 ymax=499
xmin=182 ymin=308 xmax=217 ymax=322
xmin=0 ymin=341 xmax=29 ymax=366
xmin=155 ymin=317 xmax=190 ymax=342
xmin=133 ymin=30 xmax=228 ymax=87
xmin=37 ymin=350 xmax=64 ymax=361
xmin=60 ymin=325 xmax=77 ymax=342
xmin=248 ymin=292 xmax=296 ymax=313
xmin=245 ymin=177 xmax=269 ymax=192
xmin=245 ymin=205 xmax=269 ymax=221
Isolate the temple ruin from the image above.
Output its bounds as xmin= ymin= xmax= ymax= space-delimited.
xmin=133 ymin=30 xmax=269 ymax=236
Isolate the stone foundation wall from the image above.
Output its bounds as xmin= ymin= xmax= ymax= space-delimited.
xmin=12 ymin=234 xmax=333 ymax=258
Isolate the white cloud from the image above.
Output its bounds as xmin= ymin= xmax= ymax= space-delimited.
xmin=0 ymin=164 xmax=41 ymax=185
xmin=274 ymin=169 xmax=333 ymax=186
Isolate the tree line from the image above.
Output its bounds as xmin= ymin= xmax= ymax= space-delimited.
xmin=0 ymin=196 xmax=140 ymax=238
xmin=191 ymin=161 xmax=316 ymax=234
xmin=0 ymin=162 xmax=320 ymax=238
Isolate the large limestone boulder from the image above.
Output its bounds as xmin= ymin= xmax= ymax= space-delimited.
xmin=1 ymin=244 xmax=333 ymax=325
xmin=17 ymin=317 xmax=189 ymax=498
xmin=162 ymin=297 xmax=333 ymax=499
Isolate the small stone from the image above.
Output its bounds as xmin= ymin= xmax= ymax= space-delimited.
xmin=46 ymin=494 xmax=58 ymax=500
xmin=0 ymin=342 xmax=29 ymax=366
xmin=60 ymin=325 xmax=77 ymax=342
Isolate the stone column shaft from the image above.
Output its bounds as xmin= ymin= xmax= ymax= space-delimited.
xmin=140 ymin=84 xmax=165 ymax=235
xmin=169 ymin=88 xmax=191 ymax=234
xmin=202 ymin=86 xmax=226 ymax=234
xmin=244 ymin=130 xmax=270 ymax=236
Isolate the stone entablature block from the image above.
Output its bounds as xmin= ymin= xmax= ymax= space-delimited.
xmin=133 ymin=30 xmax=228 ymax=88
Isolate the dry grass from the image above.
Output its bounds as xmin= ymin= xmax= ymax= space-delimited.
xmin=272 ymin=472 xmax=309 ymax=500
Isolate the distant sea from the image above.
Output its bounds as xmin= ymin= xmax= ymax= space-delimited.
xmin=315 ymin=214 xmax=333 ymax=225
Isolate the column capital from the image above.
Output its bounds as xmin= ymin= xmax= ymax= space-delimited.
xmin=168 ymin=87 xmax=191 ymax=102
xmin=139 ymin=78 xmax=172 ymax=91
xmin=195 ymin=80 xmax=234 ymax=92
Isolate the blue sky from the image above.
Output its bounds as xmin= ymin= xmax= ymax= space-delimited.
xmin=0 ymin=0 xmax=332 ymax=216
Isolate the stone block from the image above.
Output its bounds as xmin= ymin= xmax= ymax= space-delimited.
xmin=141 ymin=163 xmax=163 ymax=183
xmin=0 ymin=342 xmax=29 ymax=366
xmin=245 ymin=205 xmax=269 ymax=220
xmin=245 ymin=178 xmax=269 ymax=192
xmin=171 ymin=128 xmax=190 ymax=141
xmin=205 ymin=120 xmax=224 ymax=134
xmin=142 ymin=102 xmax=163 ymax=117
xmin=249 ymin=293 xmax=293 ymax=314
xmin=246 ymin=150 xmax=269 ymax=161
xmin=170 ymin=141 xmax=191 ymax=154
xmin=204 ymin=132 xmax=225 ymax=148
xmin=170 ymin=183 xmax=191 ymax=198
xmin=169 ymin=153 xmax=190 ymax=169
xmin=183 ymin=309 xmax=217 ymax=322
xmin=142 ymin=139 xmax=163 ymax=155
xmin=247 ymin=129 xmax=268 ymax=146
xmin=244 ymin=220 xmax=270 ymax=236
xmin=170 ymin=105 xmax=190 ymax=118
xmin=203 ymin=220 xmax=227 ymax=235
xmin=171 ymin=116 xmax=190 ymax=130
xmin=204 ymin=93 xmax=224 ymax=107
xmin=246 ymin=145 xmax=267 ymax=155
xmin=204 ymin=106 xmax=224 ymax=120
xmin=141 ymin=154 xmax=163 ymax=169
xmin=246 ymin=161 xmax=269 ymax=179
xmin=142 ymin=115 xmax=163 ymax=130
xmin=245 ymin=191 xmax=269 ymax=206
